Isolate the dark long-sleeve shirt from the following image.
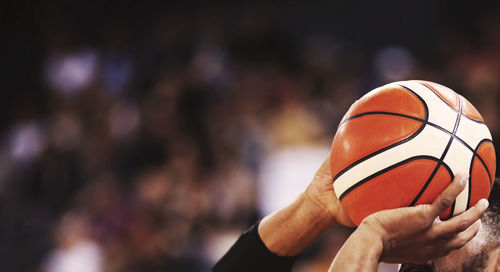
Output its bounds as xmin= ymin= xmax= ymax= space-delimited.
xmin=212 ymin=221 xmax=298 ymax=272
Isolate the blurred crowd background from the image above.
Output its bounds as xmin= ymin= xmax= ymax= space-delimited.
xmin=2 ymin=1 xmax=500 ymax=271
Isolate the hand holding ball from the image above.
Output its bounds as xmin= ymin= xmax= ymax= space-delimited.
xmin=330 ymin=80 xmax=496 ymax=225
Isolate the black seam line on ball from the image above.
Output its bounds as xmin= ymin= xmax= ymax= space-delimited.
xmin=410 ymin=95 xmax=463 ymax=207
xmin=332 ymin=116 xmax=426 ymax=182
xmin=340 ymin=111 xmax=477 ymax=155
xmin=419 ymin=82 xmax=485 ymax=125
xmin=339 ymin=83 xmax=483 ymax=154
xmin=466 ymin=139 xmax=494 ymax=215
xmin=339 ymin=83 xmax=429 ymax=127
xmin=338 ymin=82 xmax=487 ymax=161
xmin=333 ymin=84 xmax=429 ymax=183
xmin=459 ymin=97 xmax=474 ymax=210
xmin=338 ymin=156 xmax=441 ymax=201
xmin=341 ymin=111 xmax=424 ymax=126
xmin=333 ymin=110 xmax=492 ymax=190
xmin=443 ymin=163 xmax=456 ymax=219
xmin=398 ymin=84 xmax=430 ymax=122
xmin=475 ymin=139 xmax=494 ymax=187
xmin=469 ymin=139 xmax=494 ymax=188
xmin=469 ymin=144 xmax=475 ymax=211
xmin=438 ymin=162 xmax=456 ymax=219
xmin=332 ymin=85 xmax=490 ymax=191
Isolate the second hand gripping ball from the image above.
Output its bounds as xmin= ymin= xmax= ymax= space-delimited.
xmin=330 ymin=80 xmax=496 ymax=226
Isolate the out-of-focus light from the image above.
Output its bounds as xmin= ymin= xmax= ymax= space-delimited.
xmin=108 ymin=101 xmax=140 ymax=140
xmin=9 ymin=122 xmax=46 ymax=161
xmin=44 ymin=50 xmax=98 ymax=95
xmin=45 ymin=240 xmax=102 ymax=272
xmin=50 ymin=113 xmax=82 ymax=151
xmin=374 ymin=46 xmax=415 ymax=82
xmin=44 ymin=213 xmax=103 ymax=272
xmin=100 ymin=55 xmax=133 ymax=95
xmin=191 ymin=44 xmax=228 ymax=88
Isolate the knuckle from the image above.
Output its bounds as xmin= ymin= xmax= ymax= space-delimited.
xmin=456 ymin=222 xmax=469 ymax=232
xmin=420 ymin=204 xmax=432 ymax=212
xmin=415 ymin=214 xmax=429 ymax=226
xmin=426 ymin=230 xmax=439 ymax=240
xmin=360 ymin=216 xmax=387 ymax=236
xmin=419 ymin=205 xmax=436 ymax=223
xmin=360 ymin=215 xmax=377 ymax=228
xmin=441 ymin=197 xmax=455 ymax=208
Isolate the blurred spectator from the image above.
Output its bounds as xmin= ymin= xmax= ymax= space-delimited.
xmin=43 ymin=213 xmax=103 ymax=272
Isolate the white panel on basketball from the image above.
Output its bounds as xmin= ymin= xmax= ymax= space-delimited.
xmin=442 ymin=139 xmax=475 ymax=215
xmin=455 ymin=114 xmax=492 ymax=149
xmin=395 ymin=81 xmax=458 ymax=133
xmin=334 ymin=125 xmax=451 ymax=197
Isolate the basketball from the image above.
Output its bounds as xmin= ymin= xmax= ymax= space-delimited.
xmin=330 ymin=80 xmax=496 ymax=226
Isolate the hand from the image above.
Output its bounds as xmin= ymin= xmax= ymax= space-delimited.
xmin=360 ymin=173 xmax=489 ymax=264
xmin=329 ymin=173 xmax=489 ymax=271
xmin=258 ymin=155 xmax=354 ymax=256
xmin=304 ymin=156 xmax=355 ymax=227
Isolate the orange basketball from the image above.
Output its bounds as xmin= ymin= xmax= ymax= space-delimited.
xmin=330 ymin=80 xmax=496 ymax=226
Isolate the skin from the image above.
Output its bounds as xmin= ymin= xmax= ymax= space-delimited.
xmin=329 ymin=174 xmax=489 ymax=271
xmin=400 ymin=224 xmax=500 ymax=272
xmin=258 ymin=156 xmax=353 ymax=256
xmin=256 ymin=156 xmax=493 ymax=271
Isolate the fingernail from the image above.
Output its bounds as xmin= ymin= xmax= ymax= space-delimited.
xmin=459 ymin=174 xmax=468 ymax=186
xmin=478 ymin=199 xmax=489 ymax=209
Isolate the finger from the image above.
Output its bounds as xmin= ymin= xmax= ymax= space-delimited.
xmin=442 ymin=219 xmax=481 ymax=252
xmin=433 ymin=198 xmax=488 ymax=236
xmin=429 ymin=173 xmax=468 ymax=217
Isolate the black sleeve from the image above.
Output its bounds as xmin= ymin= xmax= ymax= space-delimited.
xmin=212 ymin=221 xmax=298 ymax=272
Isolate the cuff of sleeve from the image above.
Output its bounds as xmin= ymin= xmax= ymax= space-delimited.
xmin=212 ymin=221 xmax=298 ymax=272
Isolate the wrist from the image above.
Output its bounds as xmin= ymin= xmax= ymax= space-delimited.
xmin=303 ymin=185 xmax=338 ymax=228
xmin=300 ymin=191 xmax=338 ymax=230
xmin=356 ymin=219 xmax=386 ymax=260
xmin=329 ymin=221 xmax=384 ymax=271
xmin=258 ymin=192 xmax=334 ymax=256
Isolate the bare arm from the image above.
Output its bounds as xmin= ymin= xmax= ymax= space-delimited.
xmin=328 ymin=227 xmax=383 ymax=272
xmin=258 ymin=156 xmax=353 ymax=256
xmin=213 ymin=156 xmax=353 ymax=272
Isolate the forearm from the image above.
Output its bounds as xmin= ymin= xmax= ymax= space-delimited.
xmin=213 ymin=192 xmax=336 ymax=272
xmin=214 ymin=155 xmax=349 ymax=271
xmin=212 ymin=222 xmax=297 ymax=272
xmin=328 ymin=225 xmax=383 ymax=272
xmin=258 ymin=192 xmax=336 ymax=256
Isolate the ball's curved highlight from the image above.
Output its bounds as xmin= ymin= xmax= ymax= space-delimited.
xmin=330 ymin=80 xmax=496 ymax=226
